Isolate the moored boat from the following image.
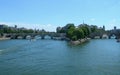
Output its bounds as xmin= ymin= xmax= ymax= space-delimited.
xmin=117 ymin=39 xmax=120 ymax=42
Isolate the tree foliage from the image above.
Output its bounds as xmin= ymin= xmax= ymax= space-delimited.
xmin=66 ymin=26 xmax=75 ymax=39
xmin=65 ymin=24 xmax=92 ymax=40
xmin=66 ymin=26 xmax=85 ymax=40
xmin=80 ymin=26 xmax=90 ymax=37
xmin=57 ymin=23 xmax=75 ymax=33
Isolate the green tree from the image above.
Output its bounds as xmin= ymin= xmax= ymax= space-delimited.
xmin=91 ymin=25 xmax=97 ymax=33
xmin=59 ymin=23 xmax=75 ymax=33
xmin=66 ymin=26 xmax=85 ymax=40
xmin=77 ymin=28 xmax=84 ymax=39
xmin=0 ymin=29 xmax=4 ymax=33
xmin=71 ymin=35 xmax=77 ymax=41
xmin=80 ymin=26 xmax=90 ymax=37
xmin=66 ymin=26 xmax=75 ymax=39
xmin=66 ymin=23 xmax=75 ymax=29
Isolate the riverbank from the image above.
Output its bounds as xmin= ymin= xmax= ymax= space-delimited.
xmin=0 ymin=37 xmax=10 ymax=40
xmin=70 ymin=38 xmax=90 ymax=45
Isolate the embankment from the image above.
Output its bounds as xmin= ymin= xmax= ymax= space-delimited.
xmin=70 ymin=38 xmax=90 ymax=45
xmin=0 ymin=37 xmax=10 ymax=40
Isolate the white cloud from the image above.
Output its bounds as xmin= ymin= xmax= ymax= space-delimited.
xmin=0 ymin=22 xmax=57 ymax=32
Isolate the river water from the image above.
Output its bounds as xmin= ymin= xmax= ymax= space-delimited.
xmin=0 ymin=39 xmax=120 ymax=75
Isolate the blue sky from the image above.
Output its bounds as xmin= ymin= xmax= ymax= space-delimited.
xmin=0 ymin=0 xmax=120 ymax=31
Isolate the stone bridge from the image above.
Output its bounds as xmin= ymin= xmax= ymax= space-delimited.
xmin=89 ymin=29 xmax=120 ymax=39
xmin=4 ymin=32 xmax=65 ymax=40
xmin=108 ymin=29 xmax=120 ymax=39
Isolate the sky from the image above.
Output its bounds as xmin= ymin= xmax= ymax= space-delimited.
xmin=0 ymin=0 xmax=120 ymax=31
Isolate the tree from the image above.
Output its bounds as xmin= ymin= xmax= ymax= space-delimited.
xmin=72 ymin=35 xmax=77 ymax=41
xmin=76 ymin=28 xmax=84 ymax=39
xmin=56 ymin=27 xmax=62 ymax=33
xmin=58 ymin=23 xmax=75 ymax=33
xmin=79 ymin=25 xmax=90 ymax=37
xmin=65 ymin=23 xmax=75 ymax=29
xmin=90 ymin=25 xmax=97 ymax=33
xmin=0 ymin=29 xmax=4 ymax=33
xmin=66 ymin=26 xmax=75 ymax=39
xmin=66 ymin=26 xmax=85 ymax=40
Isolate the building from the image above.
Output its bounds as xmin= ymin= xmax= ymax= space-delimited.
xmin=0 ymin=24 xmax=8 ymax=29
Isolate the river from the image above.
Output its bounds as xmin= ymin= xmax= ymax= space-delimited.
xmin=0 ymin=39 xmax=120 ymax=75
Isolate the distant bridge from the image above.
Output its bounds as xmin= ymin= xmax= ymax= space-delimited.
xmin=108 ymin=29 xmax=120 ymax=39
xmin=3 ymin=32 xmax=66 ymax=40
xmin=90 ymin=29 xmax=120 ymax=39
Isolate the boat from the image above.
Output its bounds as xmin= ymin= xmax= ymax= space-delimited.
xmin=117 ymin=39 xmax=120 ymax=42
